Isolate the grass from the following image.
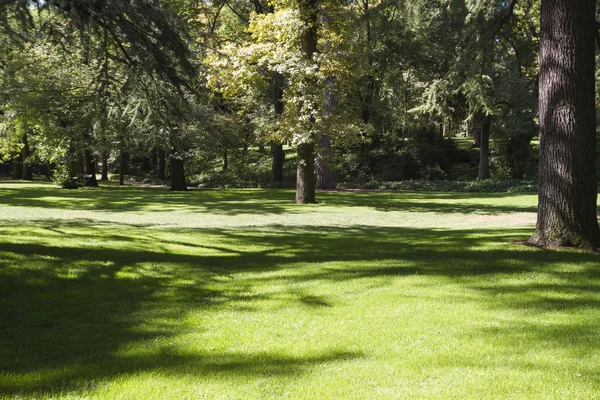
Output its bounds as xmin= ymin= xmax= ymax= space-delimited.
xmin=1 ymin=182 xmax=600 ymax=399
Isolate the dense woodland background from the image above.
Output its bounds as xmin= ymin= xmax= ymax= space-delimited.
xmin=0 ymin=1 xmax=546 ymax=187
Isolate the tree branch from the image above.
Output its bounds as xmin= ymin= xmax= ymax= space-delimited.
xmin=223 ymin=0 xmax=249 ymax=23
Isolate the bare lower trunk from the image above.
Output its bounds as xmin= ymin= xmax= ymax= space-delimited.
xmin=21 ymin=132 xmax=33 ymax=180
xmin=101 ymin=155 xmax=109 ymax=181
xmin=271 ymin=71 xmax=285 ymax=184
xmin=170 ymin=157 xmax=187 ymax=191
xmin=528 ymin=0 xmax=600 ymax=248
xmin=62 ymin=140 xmax=79 ymax=189
xmin=315 ymin=135 xmax=335 ymax=189
xmin=11 ymin=153 xmax=22 ymax=180
xmin=119 ymin=151 xmax=126 ymax=186
xmin=271 ymin=142 xmax=285 ymax=183
xmin=470 ymin=112 xmax=484 ymax=148
xmin=296 ymin=143 xmax=316 ymax=204
xmin=83 ymin=149 xmax=98 ymax=187
xmin=157 ymin=148 xmax=166 ymax=180
xmin=477 ymin=115 xmax=491 ymax=180
xmin=295 ymin=0 xmax=318 ymax=204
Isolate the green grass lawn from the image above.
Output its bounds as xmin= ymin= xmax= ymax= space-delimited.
xmin=1 ymin=182 xmax=600 ymax=399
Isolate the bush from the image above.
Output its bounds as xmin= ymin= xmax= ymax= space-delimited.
xmin=336 ymin=179 xmax=538 ymax=193
xmin=337 ymin=128 xmax=464 ymax=183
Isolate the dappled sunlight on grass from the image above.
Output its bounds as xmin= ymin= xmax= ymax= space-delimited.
xmin=1 ymin=182 xmax=600 ymax=398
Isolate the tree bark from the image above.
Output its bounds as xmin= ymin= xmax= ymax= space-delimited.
xmin=529 ymin=0 xmax=600 ymax=248
xmin=101 ymin=154 xmax=109 ymax=181
xmin=271 ymin=72 xmax=285 ymax=184
xmin=295 ymin=0 xmax=318 ymax=204
xmin=296 ymin=143 xmax=316 ymax=204
xmin=83 ymin=149 xmax=99 ymax=187
xmin=477 ymin=115 xmax=491 ymax=180
xmin=61 ymin=140 xmax=79 ymax=189
xmin=157 ymin=148 xmax=166 ymax=180
xmin=21 ymin=131 xmax=33 ymax=180
xmin=316 ymin=74 xmax=336 ymax=190
xmin=169 ymin=156 xmax=187 ymax=191
xmin=11 ymin=152 xmax=22 ymax=180
xmin=315 ymin=135 xmax=335 ymax=189
xmin=271 ymin=142 xmax=285 ymax=183
xmin=470 ymin=112 xmax=483 ymax=148
xmin=223 ymin=147 xmax=228 ymax=171
xmin=119 ymin=150 xmax=126 ymax=185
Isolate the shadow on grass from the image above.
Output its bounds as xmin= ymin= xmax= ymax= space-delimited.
xmin=1 ymin=222 xmax=600 ymax=396
xmin=0 ymin=183 xmax=543 ymax=215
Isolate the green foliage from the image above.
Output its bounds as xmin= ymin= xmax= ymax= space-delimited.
xmin=207 ymin=0 xmax=371 ymax=148
xmin=2 ymin=0 xmax=194 ymax=86
xmin=189 ymin=147 xmax=296 ymax=187
xmin=337 ymin=179 xmax=538 ymax=193
xmin=338 ymin=128 xmax=460 ymax=182
xmin=0 ymin=0 xmax=545 ymax=189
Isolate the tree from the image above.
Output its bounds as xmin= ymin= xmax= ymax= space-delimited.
xmin=1 ymin=0 xmax=194 ymax=87
xmin=528 ymin=0 xmax=600 ymax=248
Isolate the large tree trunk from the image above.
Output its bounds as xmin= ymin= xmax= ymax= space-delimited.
xmin=529 ymin=0 xmax=600 ymax=248
xmin=271 ymin=142 xmax=285 ymax=183
xmin=315 ymin=135 xmax=335 ymax=189
xmin=83 ymin=149 xmax=99 ymax=187
xmin=170 ymin=157 xmax=187 ymax=191
xmin=21 ymin=132 xmax=33 ymax=180
xmin=157 ymin=148 xmax=166 ymax=180
xmin=296 ymin=143 xmax=316 ymax=204
xmin=295 ymin=0 xmax=318 ymax=204
xmin=477 ymin=115 xmax=491 ymax=180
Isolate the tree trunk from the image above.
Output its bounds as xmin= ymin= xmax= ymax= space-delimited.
xmin=296 ymin=143 xmax=316 ymax=204
xmin=529 ymin=0 xmax=600 ymax=248
xmin=271 ymin=72 xmax=285 ymax=184
xmin=477 ymin=115 xmax=491 ymax=180
xmin=170 ymin=156 xmax=187 ymax=191
xmin=61 ymin=140 xmax=79 ymax=189
xmin=271 ymin=142 xmax=285 ymax=183
xmin=119 ymin=150 xmax=126 ymax=185
xmin=21 ymin=132 xmax=33 ymax=180
xmin=361 ymin=0 xmax=374 ymax=125
xmin=470 ymin=112 xmax=483 ymax=148
xmin=101 ymin=154 xmax=109 ymax=181
xmin=295 ymin=0 xmax=318 ymax=204
xmin=83 ymin=149 xmax=99 ymax=187
xmin=316 ymin=74 xmax=336 ymax=190
xmin=315 ymin=135 xmax=335 ymax=189
xmin=11 ymin=153 xmax=22 ymax=180
xmin=157 ymin=148 xmax=166 ymax=180
xmin=223 ymin=148 xmax=228 ymax=171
